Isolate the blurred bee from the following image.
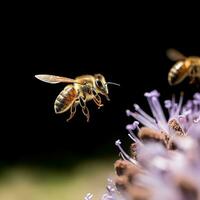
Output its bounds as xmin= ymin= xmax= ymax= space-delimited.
xmin=35 ymin=74 xmax=120 ymax=122
xmin=167 ymin=49 xmax=200 ymax=85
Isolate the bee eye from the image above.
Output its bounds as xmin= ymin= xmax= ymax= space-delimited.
xmin=96 ymin=80 xmax=103 ymax=88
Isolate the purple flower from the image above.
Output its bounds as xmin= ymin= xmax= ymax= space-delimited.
xmin=86 ymin=91 xmax=200 ymax=200
xmin=114 ymin=90 xmax=200 ymax=200
xmin=84 ymin=179 xmax=126 ymax=200
xmin=126 ymin=90 xmax=200 ymax=136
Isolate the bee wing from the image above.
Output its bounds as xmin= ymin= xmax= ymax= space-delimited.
xmin=166 ymin=49 xmax=186 ymax=61
xmin=35 ymin=74 xmax=80 ymax=84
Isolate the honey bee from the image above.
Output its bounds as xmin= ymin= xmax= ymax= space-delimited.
xmin=35 ymin=74 xmax=120 ymax=122
xmin=167 ymin=49 xmax=200 ymax=85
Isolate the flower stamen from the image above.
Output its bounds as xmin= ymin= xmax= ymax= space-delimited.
xmin=115 ymin=140 xmax=137 ymax=165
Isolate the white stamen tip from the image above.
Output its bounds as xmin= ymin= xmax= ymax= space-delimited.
xmin=126 ymin=109 xmax=132 ymax=116
xmin=134 ymin=104 xmax=140 ymax=110
xmin=164 ymin=100 xmax=172 ymax=108
xmin=115 ymin=140 xmax=121 ymax=146
xmin=132 ymin=121 xmax=139 ymax=130
xmin=144 ymin=90 xmax=160 ymax=98
xmin=133 ymin=121 xmax=139 ymax=126
xmin=126 ymin=124 xmax=133 ymax=130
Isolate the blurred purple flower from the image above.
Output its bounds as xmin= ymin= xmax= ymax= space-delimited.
xmin=115 ymin=90 xmax=200 ymax=200
xmin=85 ymin=91 xmax=200 ymax=200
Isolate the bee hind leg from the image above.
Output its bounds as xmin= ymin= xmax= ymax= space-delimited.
xmin=79 ymin=96 xmax=90 ymax=122
xmin=82 ymin=106 xmax=90 ymax=122
xmin=66 ymin=103 xmax=77 ymax=122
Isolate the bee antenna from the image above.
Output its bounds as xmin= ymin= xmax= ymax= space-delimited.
xmin=106 ymin=82 xmax=120 ymax=87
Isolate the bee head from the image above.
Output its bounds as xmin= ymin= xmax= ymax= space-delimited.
xmin=94 ymin=74 xmax=120 ymax=101
xmin=94 ymin=74 xmax=109 ymax=95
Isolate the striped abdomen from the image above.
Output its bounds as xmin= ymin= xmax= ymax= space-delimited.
xmin=54 ymin=85 xmax=77 ymax=114
xmin=168 ymin=61 xmax=189 ymax=85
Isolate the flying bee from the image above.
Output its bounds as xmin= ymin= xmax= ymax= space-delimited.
xmin=167 ymin=49 xmax=200 ymax=85
xmin=35 ymin=74 xmax=120 ymax=122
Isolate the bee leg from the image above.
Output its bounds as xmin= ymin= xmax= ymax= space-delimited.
xmin=189 ymin=66 xmax=198 ymax=84
xmin=93 ymin=95 xmax=104 ymax=109
xmin=79 ymin=96 xmax=86 ymax=108
xmin=189 ymin=77 xmax=195 ymax=84
xmin=66 ymin=103 xmax=77 ymax=122
xmin=78 ymin=96 xmax=90 ymax=122
xmin=91 ymin=89 xmax=104 ymax=108
xmin=82 ymin=106 xmax=90 ymax=122
xmin=189 ymin=73 xmax=196 ymax=84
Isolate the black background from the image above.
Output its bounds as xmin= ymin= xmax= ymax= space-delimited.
xmin=2 ymin=5 xmax=200 ymax=168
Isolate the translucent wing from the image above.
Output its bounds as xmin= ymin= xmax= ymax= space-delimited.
xmin=35 ymin=74 xmax=80 ymax=84
xmin=166 ymin=49 xmax=186 ymax=61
